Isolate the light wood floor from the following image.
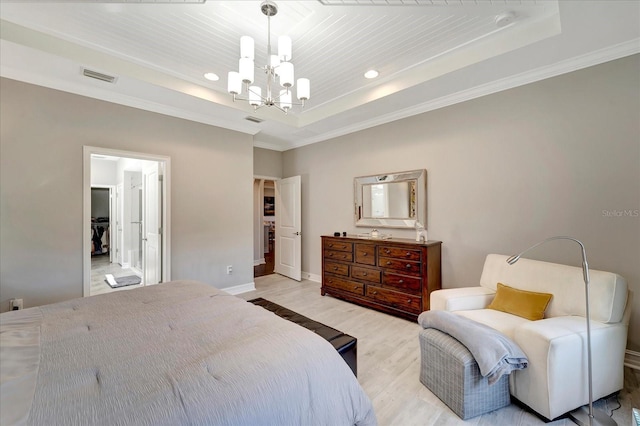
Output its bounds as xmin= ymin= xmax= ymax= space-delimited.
xmin=90 ymin=254 xmax=142 ymax=296
xmin=240 ymin=274 xmax=639 ymax=426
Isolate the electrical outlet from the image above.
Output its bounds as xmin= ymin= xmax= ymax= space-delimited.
xmin=10 ymin=298 xmax=23 ymax=310
xmin=226 ymin=265 xmax=233 ymax=275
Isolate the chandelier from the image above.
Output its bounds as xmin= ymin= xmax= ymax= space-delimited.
xmin=227 ymin=0 xmax=310 ymax=114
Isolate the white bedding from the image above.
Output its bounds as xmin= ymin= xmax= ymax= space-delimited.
xmin=0 ymin=280 xmax=376 ymax=425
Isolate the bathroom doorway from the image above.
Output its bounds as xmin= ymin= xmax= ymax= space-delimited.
xmin=83 ymin=146 xmax=171 ymax=297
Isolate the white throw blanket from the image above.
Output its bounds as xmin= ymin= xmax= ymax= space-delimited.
xmin=418 ymin=310 xmax=528 ymax=385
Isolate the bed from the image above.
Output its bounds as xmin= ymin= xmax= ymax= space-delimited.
xmin=0 ymin=280 xmax=376 ymax=425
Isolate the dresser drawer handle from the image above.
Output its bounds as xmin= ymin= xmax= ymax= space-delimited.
xmin=407 ymin=299 xmax=412 ymax=303
xmin=384 ymin=249 xmax=390 ymax=254
xmin=354 ymin=286 xmax=360 ymax=290
xmin=329 ymin=253 xmax=333 ymax=256
xmin=329 ymin=243 xmax=333 ymax=247
xmin=406 ymin=264 xmax=412 ymax=269
xmin=342 ymin=255 xmax=347 ymax=259
xmin=406 ymin=252 xmax=411 ymax=257
xmin=362 ymin=252 xmax=368 ymax=256
xmin=333 ymin=266 xmax=338 ymax=271
xmin=386 ymin=261 xmax=391 ymax=265
xmin=372 ymin=291 xmax=378 ymax=295
xmin=362 ymin=272 xmax=367 ymax=276
xmin=399 ymin=279 xmax=404 ymax=284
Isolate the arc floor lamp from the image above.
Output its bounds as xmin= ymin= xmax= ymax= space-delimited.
xmin=506 ymin=236 xmax=617 ymax=426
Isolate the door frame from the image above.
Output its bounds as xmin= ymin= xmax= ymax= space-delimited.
xmin=83 ymin=146 xmax=171 ymax=297
xmin=90 ymin=185 xmax=115 ymax=261
xmin=254 ymin=175 xmax=279 ymax=268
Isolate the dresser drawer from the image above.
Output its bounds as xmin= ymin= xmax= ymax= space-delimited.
xmin=324 ymin=240 xmax=353 ymax=252
xmin=355 ymin=244 xmax=376 ymax=265
xmin=382 ymin=272 xmax=421 ymax=293
xmin=366 ymin=285 xmax=422 ymax=314
xmin=324 ymin=250 xmax=354 ymax=262
xmin=378 ymin=246 xmax=421 ymax=261
xmin=324 ymin=274 xmax=365 ymax=296
xmin=379 ymin=257 xmax=421 ymax=275
xmin=324 ymin=261 xmax=350 ymax=277
xmin=351 ymin=266 xmax=381 ymax=283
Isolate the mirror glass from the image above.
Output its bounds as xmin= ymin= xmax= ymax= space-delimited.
xmin=355 ymin=169 xmax=426 ymax=229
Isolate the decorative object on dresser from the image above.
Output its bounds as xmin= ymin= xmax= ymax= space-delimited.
xmin=321 ymin=235 xmax=442 ymax=321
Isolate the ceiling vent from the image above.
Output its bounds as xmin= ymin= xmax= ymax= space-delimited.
xmin=245 ymin=116 xmax=264 ymax=124
xmin=82 ymin=67 xmax=118 ymax=84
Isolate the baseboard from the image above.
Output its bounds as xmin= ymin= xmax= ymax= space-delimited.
xmin=223 ymin=282 xmax=256 ymax=295
xmin=302 ymin=271 xmax=321 ymax=283
xmin=253 ymin=258 xmax=266 ymax=266
xmin=625 ymin=349 xmax=640 ymax=370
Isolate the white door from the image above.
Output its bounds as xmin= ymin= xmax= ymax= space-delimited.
xmin=143 ymin=162 xmax=162 ymax=285
xmin=108 ymin=187 xmax=116 ymax=263
xmin=274 ymin=176 xmax=301 ymax=281
xmin=115 ymin=183 xmax=124 ymax=265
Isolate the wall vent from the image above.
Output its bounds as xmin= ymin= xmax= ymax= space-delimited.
xmin=245 ymin=116 xmax=264 ymax=124
xmin=82 ymin=67 xmax=118 ymax=84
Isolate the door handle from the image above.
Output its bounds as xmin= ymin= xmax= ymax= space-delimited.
xmin=293 ymin=231 xmax=302 ymax=235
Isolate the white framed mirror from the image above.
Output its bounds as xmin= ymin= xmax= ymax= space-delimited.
xmin=354 ymin=169 xmax=426 ymax=229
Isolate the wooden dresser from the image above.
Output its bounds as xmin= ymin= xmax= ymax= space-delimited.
xmin=321 ymin=235 xmax=442 ymax=321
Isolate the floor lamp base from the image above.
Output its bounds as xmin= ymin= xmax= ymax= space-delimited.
xmin=568 ymin=405 xmax=617 ymax=426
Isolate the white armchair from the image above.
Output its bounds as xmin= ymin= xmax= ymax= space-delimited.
xmin=430 ymin=254 xmax=631 ymax=420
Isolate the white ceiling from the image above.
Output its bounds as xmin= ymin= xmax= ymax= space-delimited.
xmin=1 ymin=1 xmax=638 ymax=151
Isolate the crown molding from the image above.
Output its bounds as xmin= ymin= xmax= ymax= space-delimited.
xmin=289 ymin=39 xmax=640 ymax=150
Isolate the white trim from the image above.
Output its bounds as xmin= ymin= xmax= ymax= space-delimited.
xmin=625 ymin=349 xmax=640 ymax=371
xmin=254 ymin=258 xmax=266 ymax=266
xmin=254 ymin=175 xmax=281 ymax=181
xmin=224 ymin=282 xmax=256 ymax=295
xmin=253 ymin=140 xmax=289 ymax=151
xmin=303 ymin=271 xmax=322 ymax=283
xmin=289 ymin=39 xmax=640 ymax=150
xmin=83 ymin=146 xmax=171 ymax=297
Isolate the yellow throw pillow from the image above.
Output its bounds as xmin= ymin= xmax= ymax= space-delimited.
xmin=487 ymin=283 xmax=553 ymax=321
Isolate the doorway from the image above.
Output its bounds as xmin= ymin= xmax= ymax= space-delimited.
xmin=83 ymin=147 xmax=171 ymax=297
xmin=254 ymin=178 xmax=276 ymax=277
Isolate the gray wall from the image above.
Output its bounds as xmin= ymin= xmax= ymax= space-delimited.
xmin=283 ymin=55 xmax=640 ymax=349
xmin=0 ymin=77 xmax=254 ymax=312
xmin=254 ymin=147 xmax=283 ymax=178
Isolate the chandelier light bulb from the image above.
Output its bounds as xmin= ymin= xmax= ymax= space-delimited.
xmin=280 ymin=89 xmax=292 ymax=110
xmin=240 ymin=36 xmax=254 ymax=60
xmin=239 ymin=57 xmax=254 ymax=84
xmin=296 ymin=78 xmax=310 ymax=101
xmin=227 ymin=71 xmax=241 ymax=95
xmin=279 ymin=61 xmax=294 ymax=88
xmin=278 ymin=35 xmax=292 ymax=61
xmin=269 ymin=55 xmax=280 ymax=74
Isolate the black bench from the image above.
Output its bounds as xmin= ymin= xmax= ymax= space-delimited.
xmin=248 ymin=298 xmax=357 ymax=376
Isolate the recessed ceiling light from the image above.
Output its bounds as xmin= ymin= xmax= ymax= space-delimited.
xmin=364 ymin=70 xmax=379 ymax=79
xmin=495 ymin=12 xmax=516 ymax=28
xmin=204 ymin=72 xmax=220 ymax=81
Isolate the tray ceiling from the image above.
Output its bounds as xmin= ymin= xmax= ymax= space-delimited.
xmin=0 ymin=0 xmax=638 ymax=150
